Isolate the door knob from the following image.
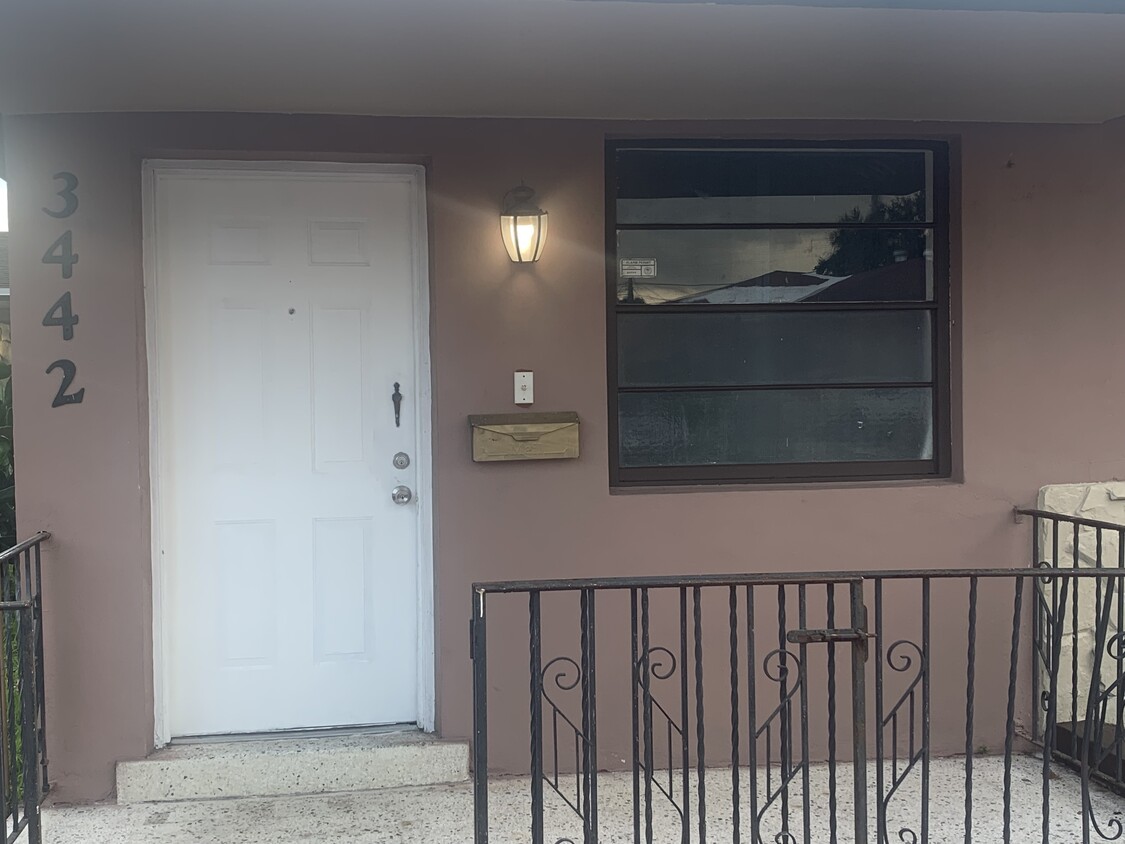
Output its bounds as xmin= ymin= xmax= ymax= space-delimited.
xmin=391 ymin=485 xmax=413 ymax=505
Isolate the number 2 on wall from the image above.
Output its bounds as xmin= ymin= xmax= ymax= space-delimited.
xmin=45 ymin=359 xmax=85 ymax=407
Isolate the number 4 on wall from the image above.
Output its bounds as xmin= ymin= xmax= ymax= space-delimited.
xmin=42 ymin=291 xmax=79 ymax=340
xmin=41 ymin=230 xmax=79 ymax=279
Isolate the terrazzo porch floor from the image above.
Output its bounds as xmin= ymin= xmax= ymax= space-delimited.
xmin=39 ymin=755 xmax=1125 ymax=843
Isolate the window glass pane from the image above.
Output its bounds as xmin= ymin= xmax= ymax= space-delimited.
xmin=618 ymin=311 xmax=932 ymax=388
xmin=616 ymin=228 xmax=932 ymax=305
xmin=616 ymin=149 xmax=931 ymax=225
xmin=619 ymin=388 xmax=933 ymax=467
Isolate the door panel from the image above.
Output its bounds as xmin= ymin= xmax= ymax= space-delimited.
xmin=155 ymin=168 xmax=424 ymax=736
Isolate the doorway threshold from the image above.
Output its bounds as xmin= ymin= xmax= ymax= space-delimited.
xmin=168 ymin=721 xmax=417 ymax=745
xmin=117 ymin=727 xmax=466 ymax=804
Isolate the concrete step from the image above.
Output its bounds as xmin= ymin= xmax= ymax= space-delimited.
xmin=115 ymin=729 xmax=468 ymax=804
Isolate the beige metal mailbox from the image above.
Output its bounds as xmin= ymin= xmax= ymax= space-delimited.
xmin=468 ymin=412 xmax=580 ymax=462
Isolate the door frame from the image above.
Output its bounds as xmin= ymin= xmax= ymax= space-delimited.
xmin=142 ymin=159 xmax=435 ymax=745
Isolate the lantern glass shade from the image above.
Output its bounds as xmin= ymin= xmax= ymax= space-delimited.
xmin=500 ymin=185 xmax=548 ymax=262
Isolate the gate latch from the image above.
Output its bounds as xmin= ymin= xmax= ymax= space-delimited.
xmin=787 ymin=625 xmax=876 ymax=661
xmin=786 ymin=628 xmax=871 ymax=645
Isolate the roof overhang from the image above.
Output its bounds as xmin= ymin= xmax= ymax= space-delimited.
xmin=1 ymin=0 xmax=1123 ymax=123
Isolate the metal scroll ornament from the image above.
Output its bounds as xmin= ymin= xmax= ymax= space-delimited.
xmin=879 ymin=639 xmax=925 ymax=844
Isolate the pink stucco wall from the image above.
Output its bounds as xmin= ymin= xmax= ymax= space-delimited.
xmin=3 ymin=113 xmax=1124 ymax=801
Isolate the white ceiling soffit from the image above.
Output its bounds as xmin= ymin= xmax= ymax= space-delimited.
xmin=0 ymin=0 xmax=1123 ymax=123
xmin=577 ymin=0 xmax=1125 ymax=10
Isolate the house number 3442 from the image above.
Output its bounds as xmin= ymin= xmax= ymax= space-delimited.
xmin=40 ymin=171 xmax=85 ymax=407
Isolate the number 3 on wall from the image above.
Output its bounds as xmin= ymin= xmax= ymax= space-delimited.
xmin=42 ymin=171 xmax=79 ymax=219
xmin=45 ymin=359 xmax=85 ymax=407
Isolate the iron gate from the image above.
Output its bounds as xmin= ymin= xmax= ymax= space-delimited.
xmin=471 ymin=512 xmax=1125 ymax=844
xmin=1 ymin=532 xmax=49 ymax=844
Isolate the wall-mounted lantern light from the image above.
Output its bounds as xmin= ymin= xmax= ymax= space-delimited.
xmin=500 ymin=184 xmax=548 ymax=263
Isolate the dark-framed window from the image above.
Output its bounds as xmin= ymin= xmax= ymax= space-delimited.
xmin=606 ymin=139 xmax=952 ymax=487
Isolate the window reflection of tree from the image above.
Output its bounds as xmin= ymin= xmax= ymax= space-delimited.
xmin=815 ymin=194 xmax=927 ymax=277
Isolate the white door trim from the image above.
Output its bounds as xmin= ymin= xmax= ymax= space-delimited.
xmin=142 ymin=159 xmax=435 ymax=745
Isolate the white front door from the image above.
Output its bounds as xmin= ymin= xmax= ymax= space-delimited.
xmin=150 ymin=164 xmax=428 ymax=736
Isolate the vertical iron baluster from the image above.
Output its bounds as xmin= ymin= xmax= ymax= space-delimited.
xmin=585 ymin=589 xmax=594 ymax=828
xmin=471 ymin=589 xmax=489 ymax=844
xmin=777 ymin=585 xmax=790 ymax=839
xmin=1118 ymin=533 xmax=1125 ymax=786
xmin=1072 ymin=522 xmax=1080 ymax=762
xmin=826 ymin=584 xmax=838 ymax=844
xmin=850 ymin=581 xmax=869 ymax=844
xmin=679 ymin=588 xmax=690 ymax=844
xmin=631 ymin=589 xmax=640 ymax=844
xmin=875 ymin=579 xmax=886 ymax=844
xmin=1043 ymin=574 xmax=1070 ymax=844
xmin=20 ymin=549 xmax=30 ymax=607
xmin=530 ymin=592 xmax=544 ymax=844
xmin=1032 ymin=519 xmax=1042 ymax=745
xmin=589 ymin=592 xmax=598 ymax=844
xmin=19 ymin=606 xmax=40 ymax=844
xmin=694 ymin=587 xmax=707 ymax=844
xmin=33 ymin=540 xmax=47 ymax=795
xmin=13 ymin=588 xmax=20 ymax=832
xmin=6 ymin=585 xmax=15 ymax=833
xmin=1051 ymin=517 xmax=1059 ymax=747
xmin=642 ymin=589 xmax=654 ymax=844
xmin=1079 ymin=573 xmax=1117 ymax=844
xmin=1 ymin=574 xmax=9 ymax=832
xmin=964 ymin=576 xmax=978 ymax=844
xmin=729 ymin=586 xmax=740 ymax=844
xmin=1002 ymin=578 xmax=1024 ymax=844
xmin=797 ymin=584 xmax=811 ymax=844
xmin=581 ymin=589 xmax=599 ymax=844
xmin=921 ymin=578 xmax=931 ymax=844
xmin=4 ymin=556 xmax=14 ymax=834
xmin=746 ymin=585 xmax=759 ymax=844
xmin=1094 ymin=528 xmax=1103 ymax=808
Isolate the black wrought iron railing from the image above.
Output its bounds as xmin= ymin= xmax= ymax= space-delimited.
xmin=1 ymin=533 xmax=49 ymax=844
xmin=1019 ymin=508 xmax=1125 ymax=796
xmin=471 ymin=511 xmax=1125 ymax=844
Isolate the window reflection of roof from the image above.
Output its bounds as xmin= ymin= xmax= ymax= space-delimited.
xmin=669 ymin=258 xmax=927 ymax=304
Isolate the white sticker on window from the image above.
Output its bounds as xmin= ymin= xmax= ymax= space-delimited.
xmin=620 ymin=258 xmax=657 ymax=278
